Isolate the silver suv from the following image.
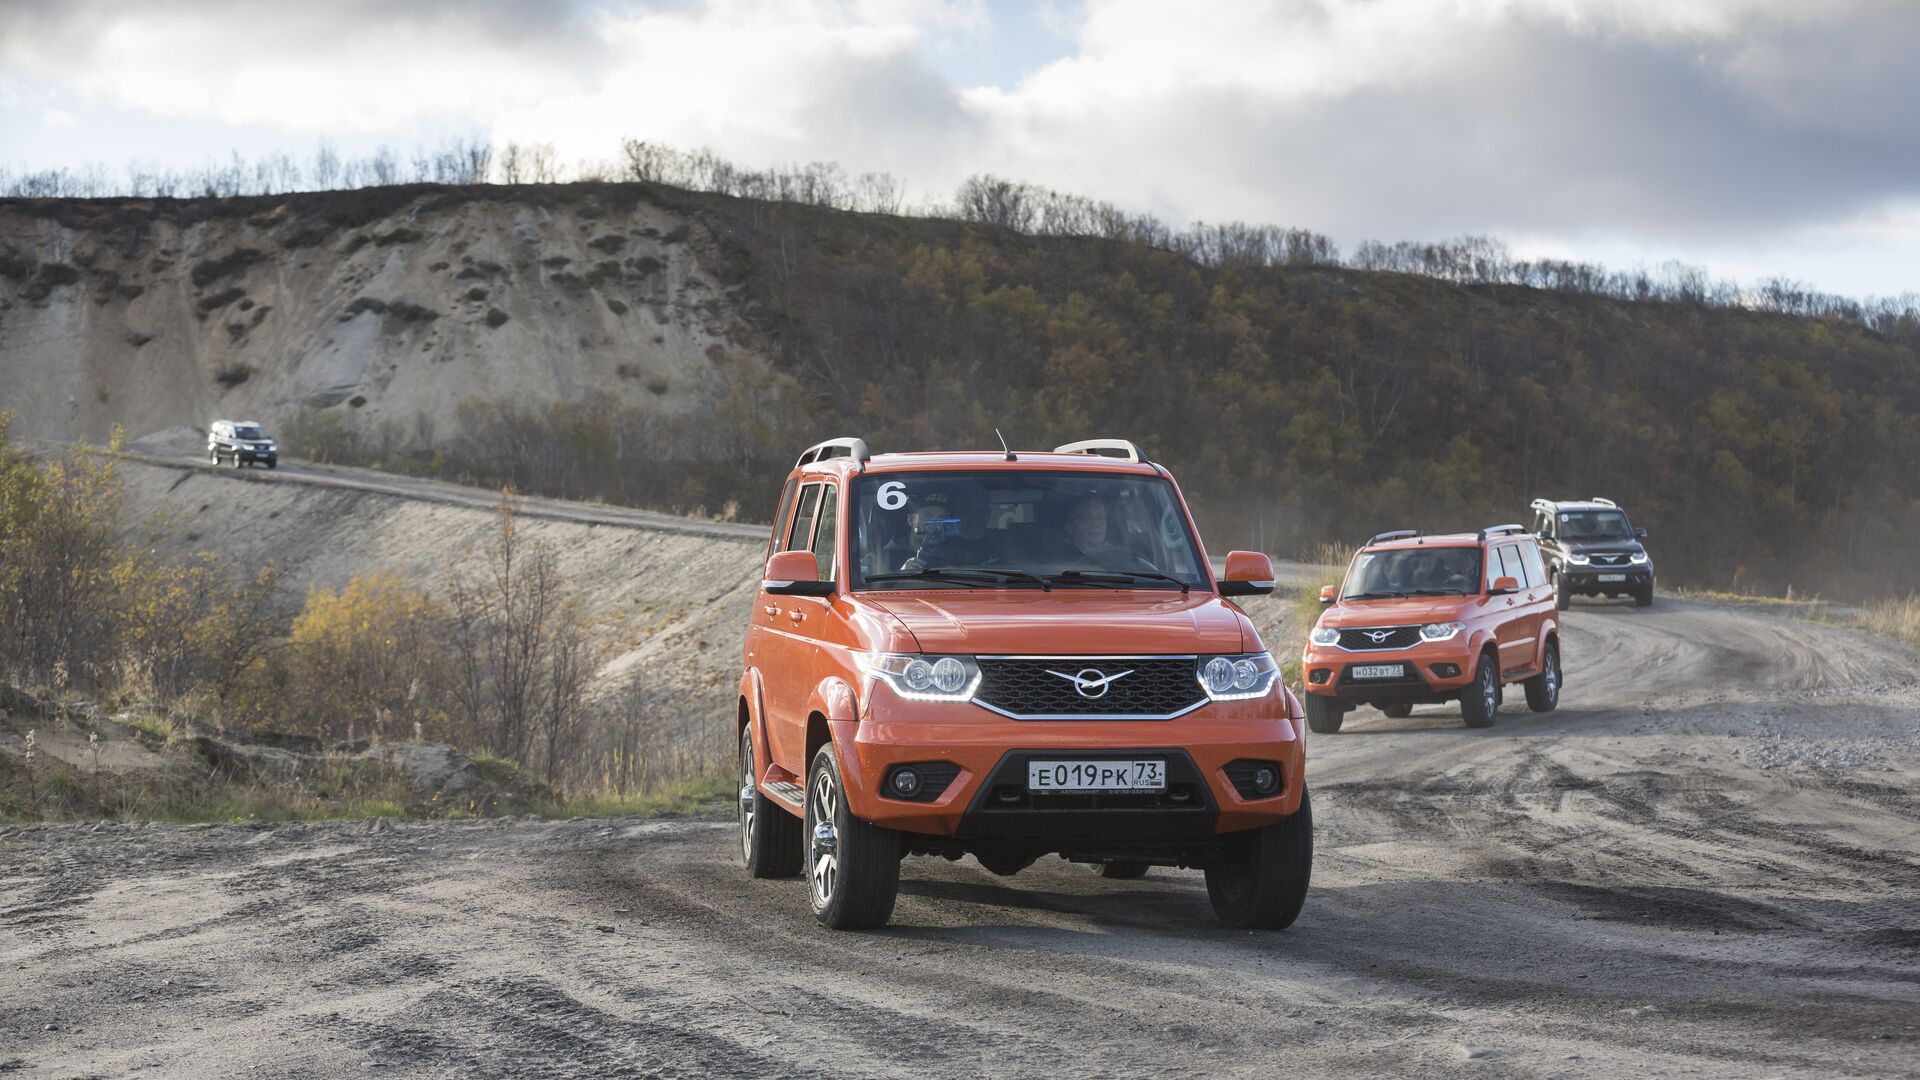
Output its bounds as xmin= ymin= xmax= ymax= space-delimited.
xmin=207 ymin=420 xmax=279 ymax=469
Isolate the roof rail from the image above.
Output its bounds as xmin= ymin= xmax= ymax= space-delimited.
xmin=1365 ymin=529 xmax=1420 ymax=546
xmin=1479 ymin=524 xmax=1528 ymax=541
xmin=796 ymin=437 xmax=871 ymax=468
xmin=1052 ymin=438 xmax=1149 ymax=463
xmin=1590 ymin=496 xmax=1617 ymax=508
xmin=1529 ymin=498 xmax=1556 ymax=514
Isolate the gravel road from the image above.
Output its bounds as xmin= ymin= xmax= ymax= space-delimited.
xmin=5 ymin=605 xmax=1918 ymax=1078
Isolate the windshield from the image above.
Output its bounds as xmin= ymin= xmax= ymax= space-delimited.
xmin=848 ymin=471 xmax=1208 ymax=590
xmin=1342 ymin=546 xmax=1482 ymax=599
xmin=1557 ymin=510 xmax=1630 ymax=541
xmin=234 ymin=426 xmax=268 ymax=440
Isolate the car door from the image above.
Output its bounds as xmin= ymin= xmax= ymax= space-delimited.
xmin=759 ymin=481 xmax=828 ymax=773
xmin=1516 ymin=538 xmax=1554 ymax=670
xmin=1488 ymin=543 xmax=1539 ymax=677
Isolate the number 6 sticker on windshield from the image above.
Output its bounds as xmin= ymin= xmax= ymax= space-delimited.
xmin=877 ymin=481 xmax=908 ymax=510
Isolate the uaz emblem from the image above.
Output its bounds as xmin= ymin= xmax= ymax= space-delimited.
xmin=1045 ymin=667 xmax=1134 ymax=699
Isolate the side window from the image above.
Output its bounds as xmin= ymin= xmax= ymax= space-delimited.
xmin=1518 ymin=541 xmax=1547 ymax=589
xmin=785 ymin=483 xmax=822 ymax=552
xmin=767 ymin=479 xmax=798 ymax=557
xmin=809 ymin=487 xmax=839 ymax=580
xmin=1488 ymin=545 xmax=1517 ymax=587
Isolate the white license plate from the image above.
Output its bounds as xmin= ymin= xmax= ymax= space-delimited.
xmin=1597 ymin=573 xmax=1626 ymax=582
xmin=1350 ymin=663 xmax=1405 ymax=679
xmin=1027 ymin=760 xmax=1166 ymax=792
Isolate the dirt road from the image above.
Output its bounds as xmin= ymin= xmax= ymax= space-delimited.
xmin=4 ymin=604 xmax=1918 ymax=1077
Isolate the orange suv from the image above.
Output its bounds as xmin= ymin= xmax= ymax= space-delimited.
xmin=1299 ymin=526 xmax=1562 ymax=733
xmin=737 ymin=437 xmax=1312 ymax=930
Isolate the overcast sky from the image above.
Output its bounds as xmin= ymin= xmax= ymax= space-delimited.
xmin=3 ymin=0 xmax=1916 ymax=296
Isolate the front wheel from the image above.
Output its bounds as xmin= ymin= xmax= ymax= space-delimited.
xmin=1523 ymin=640 xmax=1560 ymax=713
xmin=1304 ymin=693 xmax=1345 ymax=734
xmin=1206 ymin=786 xmax=1313 ymax=929
xmin=805 ymin=744 xmax=900 ymax=930
xmin=1555 ymin=573 xmax=1571 ymax=610
xmin=1635 ymin=585 xmax=1654 ymax=608
xmin=1460 ymin=653 xmax=1499 ymax=728
xmin=738 ymin=726 xmax=801 ymax=878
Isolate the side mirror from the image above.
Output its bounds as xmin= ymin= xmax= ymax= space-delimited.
xmin=1635 ymin=527 xmax=1648 ymax=539
xmin=1489 ymin=575 xmax=1521 ymax=596
xmin=1217 ymin=551 xmax=1276 ymax=597
xmin=1318 ymin=584 xmax=1338 ymax=605
xmin=764 ymin=551 xmax=835 ymax=596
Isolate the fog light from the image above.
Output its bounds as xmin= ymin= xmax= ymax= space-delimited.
xmin=1431 ymin=663 xmax=1460 ymax=679
xmin=1253 ymin=765 xmax=1280 ymax=795
xmin=888 ymin=767 xmax=922 ymax=798
xmin=1308 ymin=668 xmax=1332 ymax=685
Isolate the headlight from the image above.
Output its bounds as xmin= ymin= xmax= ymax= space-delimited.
xmin=1309 ymin=626 xmax=1340 ymax=647
xmin=1629 ymin=552 xmax=1648 ymax=564
xmin=864 ymin=653 xmax=979 ymax=701
xmin=1420 ymin=621 xmax=1464 ymax=641
xmin=1196 ymin=652 xmax=1279 ymax=701
xmin=1566 ymin=553 xmax=1590 ymax=565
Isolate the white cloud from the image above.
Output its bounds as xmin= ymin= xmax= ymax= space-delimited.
xmin=2 ymin=0 xmax=1916 ymax=291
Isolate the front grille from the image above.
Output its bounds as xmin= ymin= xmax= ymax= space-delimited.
xmin=1335 ymin=626 xmax=1421 ymax=650
xmin=1589 ymin=553 xmax=1629 ymax=566
xmin=973 ymin=658 xmax=1205 ymax=719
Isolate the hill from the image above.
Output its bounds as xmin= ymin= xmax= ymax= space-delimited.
xmin=3 ymin=182 xmax=1917 ymax=597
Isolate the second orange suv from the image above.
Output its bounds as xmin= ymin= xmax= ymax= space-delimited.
xmin=1300 ymin=526 xmax=1562 ymax=733
xmin=737 ymin=437 xmax=1312 ymax=930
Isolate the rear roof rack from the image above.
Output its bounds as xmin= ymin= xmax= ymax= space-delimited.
xmin=1479 ymin=524 xmax=1528 ymax=541
xmin=1052 ymin=438 xmax=1149 ymax=464
xmin=1365 ymin=529 xmax=1420 ymax=546
xmin=1590 ymin=496 xmax=1617 ymax=507
xmin=1529 ymin=498 xmax=1556 ymax=514
xmin=796 ymin=437 xmax=871 ymax=468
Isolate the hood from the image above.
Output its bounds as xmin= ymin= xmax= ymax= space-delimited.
xmin=859 ymin=590 xmax=1250 ymax=655
xmin=1562 ymin=539 xmax=1646 ymax=558
xmin=1319 ymin=595 xmax=1478 ymax=627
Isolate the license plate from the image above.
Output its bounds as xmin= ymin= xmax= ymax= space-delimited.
xmin=1027 ymin=760 xmax=1166 ymax=792
xmin=1598 ymin=573 xmax=1626 ymax=582
xmin=1351 ymin=663 xmax=1405 ymax=679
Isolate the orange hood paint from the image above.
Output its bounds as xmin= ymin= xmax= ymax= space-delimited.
xmin=859 ymin=590 xmax=1251 ymax=655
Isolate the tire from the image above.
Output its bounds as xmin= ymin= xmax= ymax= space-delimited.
xmin=1523 ymin=639 xmax=1560 ymax=713
xmin=1635 ymin=585 xmax=1653 ymax=608
xmin=1304 ymin=693 xmax=1345 ymax=734
xmin=232 ymin=453 xmax=245 ymax=469
xmin=266 ymin=459 xmax=278 ymax=470
xmin=1555 ymin=573 xmax=1571 ymax=610
xmin=1379 ymin=703 xmax=1413 ymax=719
xmin=738 ymin=726 xmax=801 ymax=879
xmin=208 ymin=448 xmax=219 ymax=465
xmin=1460 ymin=652 xmax=1499 ymax=728
xmin=805 ymin=743 xmax=900 ymax=930
xmin=1205 ymin=785 xmax=1313 ymax=929
xmin=1091 ymin=860 xmax=1150 ymax=880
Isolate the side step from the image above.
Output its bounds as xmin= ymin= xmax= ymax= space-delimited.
xmin=764 ymin=780 xmax=805 ymax=811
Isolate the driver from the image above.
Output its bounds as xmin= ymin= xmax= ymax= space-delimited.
xmin=1059 ymin=496 xmax=1151 ymax=571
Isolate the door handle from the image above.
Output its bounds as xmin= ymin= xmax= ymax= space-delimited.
xmin=789 ymin=610 xmax=806 ymax=624
xmin=763 ymin=605 xmax=780 ymax=617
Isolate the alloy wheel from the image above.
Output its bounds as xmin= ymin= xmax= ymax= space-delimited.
xmin=738 ymin=734 xmax=756 ymax=862
xmin=809 ymin=768 xmax=840 ymax=907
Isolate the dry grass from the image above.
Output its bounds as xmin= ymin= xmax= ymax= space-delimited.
xmin=1858 ymin=595 xmax=1920 ymax=649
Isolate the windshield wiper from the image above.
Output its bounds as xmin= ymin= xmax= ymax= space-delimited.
xmin=865 ymin=567 xmax=1050 ymax=590
xmin=1343 ymin=591 xmax=1409 ymax=600
xmin=1405 ymin=588 xmax=1468 ymax=597
xmin=1048 ymin=570 xmax=1191 ymax=594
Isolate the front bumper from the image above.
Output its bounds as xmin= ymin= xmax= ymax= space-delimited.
xmin=1301 ymin=639 xmax=1475 ymax=705
xmin=1561 ymin=566 xmax=1651 ymax=592
xmin=839 ymin=689 xmax=1305 ymax=842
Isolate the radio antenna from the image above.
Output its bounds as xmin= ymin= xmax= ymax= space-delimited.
xmin=995 ymin=428 xmax=1016 ymax=461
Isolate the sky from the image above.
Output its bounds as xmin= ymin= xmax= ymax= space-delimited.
xmin=2 ymin=0 xmax=1916 ymax=297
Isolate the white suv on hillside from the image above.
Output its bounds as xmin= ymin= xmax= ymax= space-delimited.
xmin=208 ymin=420 xmax=279 ymax=468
